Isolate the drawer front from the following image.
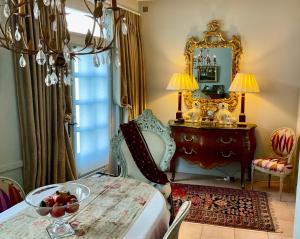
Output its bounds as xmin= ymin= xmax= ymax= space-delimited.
xmin=202 ymin=130 xmax=245 ymax=149
xmin=172 ymin=128 xmax=198 ymax=142
xmin=170 ymin=126 xmax=251 ymax=168
xmin=172 ymin=127 xmax=246 ymax=146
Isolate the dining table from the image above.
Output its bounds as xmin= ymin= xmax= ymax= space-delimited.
xmin=0 ymin=175 xmax=170 ymax=239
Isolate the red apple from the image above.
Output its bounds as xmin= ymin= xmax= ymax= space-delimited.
xmin=50 ymin=203 xmax=65 ymax=218
xmin=68 ymin=194 xmax=78 ymax=202
xmin=53 ymin=193 xmax=64 ymax=204
xmin=43 ymin=196 xmax=55 ymax=207
xmin=65 ymin=198 xmax=79 ymax=214
xmin=59 ymin=191 xmax=71 ymax=204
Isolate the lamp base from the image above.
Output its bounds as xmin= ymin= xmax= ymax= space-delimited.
xmin=175 ymin=118 xmax=184 ymax=124
xmin=175 ymin=111 xmax=184 ymax=124
xmin=239 ymin=114 xmax=246 ymax=123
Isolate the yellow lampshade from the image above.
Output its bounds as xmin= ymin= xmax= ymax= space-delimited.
xmin=166 ymin=73 xmax=199 ymax=91
xmin=229 ymin=73 xmax=260 ymax=93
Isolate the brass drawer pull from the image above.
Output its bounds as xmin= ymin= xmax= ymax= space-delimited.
xmin=183 ymin=135 xmax=195 ymax=142
xmin=182 ymin=147 xmax=197 ymax=155
xmin=220 ymin=151 xmax=235 ymax=158
xmin=217 ymin=137 xmax=236 ymax=144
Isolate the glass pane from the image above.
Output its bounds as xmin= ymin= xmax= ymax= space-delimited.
xmin=72 ymin=53 xmax=111 ymax=177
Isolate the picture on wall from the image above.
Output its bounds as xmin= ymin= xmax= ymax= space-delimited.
xmin=196 ymin=66 xmax=218 ymax=83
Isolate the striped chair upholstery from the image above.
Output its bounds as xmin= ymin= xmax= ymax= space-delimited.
xmin=0 ymin=177 xmax=25 ymax=213
xmin=271 ymin=128 xmax=295 ymax=158
xmin=251 ymin=127 xmax=297 ymax=201
xmin=252 ymin=158 xmax=293 ymax=174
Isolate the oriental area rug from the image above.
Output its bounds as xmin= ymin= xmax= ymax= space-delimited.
xmin=171 ymin=183 xmax=275 ymax=232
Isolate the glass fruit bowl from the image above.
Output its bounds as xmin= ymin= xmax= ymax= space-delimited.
xmin=25 ymin=183 xmax=90 ymax=238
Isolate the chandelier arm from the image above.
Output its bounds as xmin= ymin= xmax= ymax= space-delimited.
xmin=1 ymin=5 xmax=37 ymax=54
xmin=74 ymin=45 xmax=111 ymax=56
xmin=83 ymin=0 xmax=94 ymax=16
xmin=78 ymin=13 xmax=123 ymax=55
xmin=0 ymin=24 xmax=7 ymax=41
xmin=38 ymin=9 xmax=60 ymax=55
xmin=71 ymin=18 xmax=98 ymax=55
xmin=18 ymin=16 xmax=35 ymax=53
xmin=74 ymin=14 xmax=121 ymax=56
xmin=10 ymin=0 xmax=17 ymax=6
xmin=93 ymin=12 xmax=122 ymax=52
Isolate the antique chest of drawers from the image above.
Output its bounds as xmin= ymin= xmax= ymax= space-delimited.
xmin=169 ymin=121 xmax=257 ymax=187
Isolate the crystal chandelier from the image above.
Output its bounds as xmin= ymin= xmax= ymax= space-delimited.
xmin=193 ymin=49 xmax=217 ymax=77
xmin=0 ymin=0 xmax=128 ymax=86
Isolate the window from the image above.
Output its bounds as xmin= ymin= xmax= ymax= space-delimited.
xmin=66 ymin=7 xmax=112 ymax=177
xmin=72 ymin=53 xmax=111 ymax=177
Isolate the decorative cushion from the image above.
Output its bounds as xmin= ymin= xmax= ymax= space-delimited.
xmin=271 ymin=128 xmax=295 ymax=158
xmin=253 ymin=158 xmax=293 ymax=174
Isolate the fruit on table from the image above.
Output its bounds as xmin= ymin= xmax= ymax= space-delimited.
xmin=43 ymin=196 xmax=55 ymax=207
xmin=66 ymin=198 xmax=79 ymax=213
xmin=50 ymin=203 xmax=65 ymax=218
xmin=38 ymin=190 xmax=79 ymax=217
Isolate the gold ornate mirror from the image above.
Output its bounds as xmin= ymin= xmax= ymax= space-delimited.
xmin=183 ymin=20 xmax=242 ymax=112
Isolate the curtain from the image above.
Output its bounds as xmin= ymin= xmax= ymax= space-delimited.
xmin=116 ymin=9 xmax=146 ymax=120
xmin=13 ymin=9 xmax=77 ymax=193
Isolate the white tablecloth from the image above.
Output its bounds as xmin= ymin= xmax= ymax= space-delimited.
xmin=0 ymin=182 xmax=170 ymax=239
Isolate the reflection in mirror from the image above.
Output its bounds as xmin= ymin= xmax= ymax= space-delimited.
xmin=193 ymin=48 xmax=232 ymax=99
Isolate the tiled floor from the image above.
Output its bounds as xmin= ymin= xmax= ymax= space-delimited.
xmin=172 ymin=173 xmax=296 ymax=239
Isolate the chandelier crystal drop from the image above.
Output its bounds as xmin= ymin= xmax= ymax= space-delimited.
xmin=106 ymin=52 xmax=111 ymax=65
xmin=19 ymin=54 xmax=26 ymax=67
xmin=43 ymin=0 xmax=50 ymax=7
xmin=0 ymin=0 xmax=127 ymax=86
xmin=33 ymin=1 xmax=39 ymax=19
xmin=45 ymin=73 xmax=52 ymax=86
xmin=121 ymin=18 xmax=128 ymax=35
xmin=93 ymin=54 xmax=101 ymax=67
xmin=14 ymin=26 xmax=21 ymax=41
xmin=50 ymin=71 xmax=58 ymax=85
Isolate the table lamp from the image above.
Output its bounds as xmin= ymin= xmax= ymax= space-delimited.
xmin=166 ymin=73 xmax=199 ymax=123
xmin=229 ymin=73 xmax=260 ymax=123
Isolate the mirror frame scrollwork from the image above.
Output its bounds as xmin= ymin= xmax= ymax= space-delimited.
xmin=183 ymin=20 xmax=242 ymax=112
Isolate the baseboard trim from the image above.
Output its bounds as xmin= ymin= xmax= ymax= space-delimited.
xmin=0 ymin=160 xmax=23 ymax=173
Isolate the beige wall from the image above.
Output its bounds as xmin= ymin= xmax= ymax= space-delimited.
xmin=140 ymin=0 xmax=300 ymax=175
xmin=0 ymin=49 xmax=23 ymax=185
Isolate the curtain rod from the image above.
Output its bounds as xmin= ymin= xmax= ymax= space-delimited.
xmin=117 ymin=3 xmax=141 ymax=16
xmin=85 ymin=1 xmax=141 ymax=16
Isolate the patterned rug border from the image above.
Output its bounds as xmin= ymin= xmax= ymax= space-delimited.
xmin=171 ymin=183 xmax=277 ymax=232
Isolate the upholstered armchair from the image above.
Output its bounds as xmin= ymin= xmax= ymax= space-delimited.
xmin=251 ymin=127 xmax=297 ymax=200
xmin=111 ymin=110 xmax=176 ymax=198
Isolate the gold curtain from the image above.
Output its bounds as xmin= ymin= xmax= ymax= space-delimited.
xmin=13 ymin=10 xmax=77 ymax=193
xmin=117 ymin=10 xmax=146 ymax=120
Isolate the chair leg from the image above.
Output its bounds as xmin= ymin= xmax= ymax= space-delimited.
xmin=279 ymin=176 xmax=284 ymax=201
xmin=268 ymin=174 xmax=271 ymax=188
xmin=251 ymin=166 xmax=254 ymax=190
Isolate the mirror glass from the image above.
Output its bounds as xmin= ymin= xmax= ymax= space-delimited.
xmin=192 ymin=48 xmax=232 ymax=99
